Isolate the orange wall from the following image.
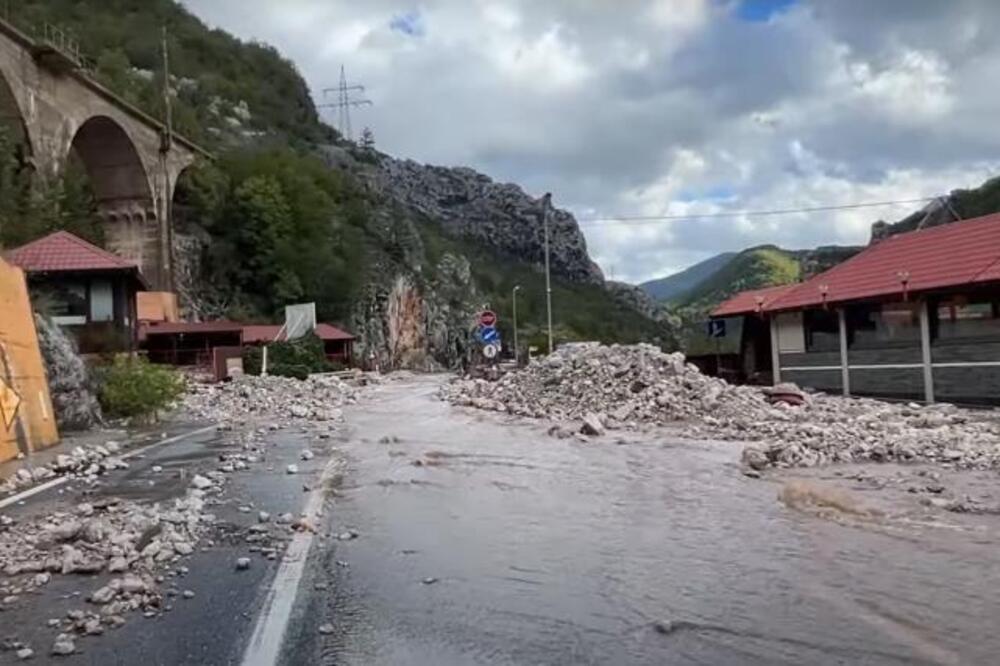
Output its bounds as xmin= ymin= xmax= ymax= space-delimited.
xmin=0 ymin=258 xmax=59 ymax=462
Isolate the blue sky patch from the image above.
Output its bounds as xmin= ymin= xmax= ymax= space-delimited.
xmin=389 ymin=11 xmax=425 ymax=37
xmin=736 ymin=0 xmax=797 ymax=22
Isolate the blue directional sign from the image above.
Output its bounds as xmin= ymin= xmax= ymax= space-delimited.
xmin=707 ymin=318 xmax=726 ymax=339
xmin=480 ymin=326 xmax=499 ymax=344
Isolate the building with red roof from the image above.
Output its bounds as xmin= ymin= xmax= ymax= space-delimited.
xmin=711 ymin=213 xmax=1000 ymax=404
xmin=140 ymin=320 xmax=355 ymax=377
xmin=4 ymin=231 xmax=147 ymax=352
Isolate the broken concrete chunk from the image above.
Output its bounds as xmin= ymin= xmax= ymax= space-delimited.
xmin=51 ymin=635 xmax=75 ymax=656
xmin=579 ymin=413 xmax=605 ymax=437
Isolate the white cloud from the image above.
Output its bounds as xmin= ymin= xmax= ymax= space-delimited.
xmin=180 ymin=0 xmax=1000 ymax=284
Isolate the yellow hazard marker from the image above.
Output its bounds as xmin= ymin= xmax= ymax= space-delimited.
xmin=0 ymin=378 xmax=21 ymax=431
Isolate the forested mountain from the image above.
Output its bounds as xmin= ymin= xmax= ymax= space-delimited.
xmin=1 ymin=0 xmax=669 ymax=368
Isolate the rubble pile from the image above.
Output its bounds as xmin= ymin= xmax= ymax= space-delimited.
xmin=0 ymin=474 xmax=222 ymax=654
xmin=442 ymin=342 xmax=1000 ymax=471
xmin=183 ymin=374 xmax=357 ymax=426
xmin=0 ymin=442 xmax=128 ymax=496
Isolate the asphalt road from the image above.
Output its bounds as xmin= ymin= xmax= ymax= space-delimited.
xmin=6 ymin=376 xmax=1000 ymax=665
xmin=283 ymin=375 xmax=1000 ymax=666
xmin=0 ymin=419 xmax=341 ymax=666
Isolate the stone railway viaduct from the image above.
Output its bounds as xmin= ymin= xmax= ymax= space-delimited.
xmin=0 ymin=17 xmax=209 ymax=290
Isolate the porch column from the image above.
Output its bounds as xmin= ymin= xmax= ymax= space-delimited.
xmin=838 ymin=308 xmax=850 ymax=396
xmin=919 ymin=300 xmax=935 ymax=403
xmin=769 ymin=315 xmax=781 ymax=385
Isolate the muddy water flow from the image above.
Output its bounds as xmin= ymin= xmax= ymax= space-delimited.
xmin=313 ymin=375 xmax=1000 ymax=665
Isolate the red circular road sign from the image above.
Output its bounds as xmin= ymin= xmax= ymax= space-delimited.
xmin=478 ymin=310 xmax=497 ymax=327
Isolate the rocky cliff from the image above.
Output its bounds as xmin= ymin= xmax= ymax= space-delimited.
xmin=325 ymin=148 xmax=663 ymax=371
xmin=374 ymin=158 xmax=604 ymax=284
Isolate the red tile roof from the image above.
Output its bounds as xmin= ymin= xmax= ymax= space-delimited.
xmin=712 ymin=284 xmax=797 ymax=317
xmin=768 ymin=213 xmax=1000 ymax=311
xmin=4 ymin=230 xmax=139 ymax=273
xmin=242 ymin=323 xmax=355 ymax=343
xmin=140 ymin=321 xmax=355 ymax=343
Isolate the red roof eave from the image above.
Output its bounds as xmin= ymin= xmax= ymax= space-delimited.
xmin=764 ymin=213 xmax=1000 ymax=312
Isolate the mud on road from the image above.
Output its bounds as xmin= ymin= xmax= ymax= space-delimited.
xmin=287 ymin=374 xmax=1000 ymax=666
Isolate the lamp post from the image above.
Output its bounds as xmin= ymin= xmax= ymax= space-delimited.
xmin=540 ymin=193 xmax=554 ymax=354
xmin=512 ymin=285 xmax=521 ymax=365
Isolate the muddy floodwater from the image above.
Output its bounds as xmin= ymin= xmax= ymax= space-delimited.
xmin=302 ymin=375 xmax=1000 ymax=665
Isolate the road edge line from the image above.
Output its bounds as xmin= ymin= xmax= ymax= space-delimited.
xmin=240 ymin=455 xmax=341 ymax=666
xmin=0 ymin=424 xmax=218 ymax=511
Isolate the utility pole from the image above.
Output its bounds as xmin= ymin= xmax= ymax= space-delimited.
xmin=159 ymin=24 xmax=174 ymax=291
xmin=161 ymin=25 xmax=173 ymax=149
xmin=512 ymin=284 xmax=521 ymax=365
xmin=541 ymin=193 xmax=554 ymax=354
xmin=319 ymin=65 xmax=372 ymax=142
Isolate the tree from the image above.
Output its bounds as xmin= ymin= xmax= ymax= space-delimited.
xmin=360 ymin=126 xmax=375 ymax=152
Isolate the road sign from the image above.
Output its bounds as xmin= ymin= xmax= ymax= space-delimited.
xmin=0 ymin=378 xmax=21 ymax=431
xmin=483 ymin=344 xmax=498 ymax=359
xmin=480 ymin=326 xmax=499 ymax=344
xmin=707 ymin=318 xmax=726 ymax=339
xmin=479 ymin=310 xmax=497 ymax=327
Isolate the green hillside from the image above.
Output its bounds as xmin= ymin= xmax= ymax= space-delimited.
xmin=10 ymin=0 xmax=334 ymax=147
xmin=0 ymin=0 xmax=667 ymax=365
xmin=677 ymin=245 xmax=801 ymax=308
xmin=640 ymin=252 xmax=736 ymax=303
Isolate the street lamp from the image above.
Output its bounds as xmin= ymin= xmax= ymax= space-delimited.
xmin=540 ymin=193 xmax=554 ymax=354
xmin=512 ymin=285 xmax=521 ymax=365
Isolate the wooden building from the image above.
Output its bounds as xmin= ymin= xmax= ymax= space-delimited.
xmin=4 ymin=231 xmax=146 ymax=353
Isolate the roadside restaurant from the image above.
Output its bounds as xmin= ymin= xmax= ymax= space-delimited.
xmin=712 ymin=213 xmax=1000 ymax=404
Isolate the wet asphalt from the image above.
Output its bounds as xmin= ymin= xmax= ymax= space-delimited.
xmin=284 ymin=375 xmax=1000 ymax=666
xmin=0 ymin=420 xmax=338 ymax=666
xmin=6 ymin=377 xmax=1000 ymax=665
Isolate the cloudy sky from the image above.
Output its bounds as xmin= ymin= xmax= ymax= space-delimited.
xmin=182 ymin=0 xmax=1000 ymax=283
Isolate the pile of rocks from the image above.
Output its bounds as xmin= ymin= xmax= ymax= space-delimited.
xmin=0 ymin=474 xmax=220 ymax=656
xmin=441 ymin=342 xmax=1000 ymax=471
xmin=183 ymin=374 xmax=357 ymax=426
xmin=0 ymin=442 xmax=128 ymax=496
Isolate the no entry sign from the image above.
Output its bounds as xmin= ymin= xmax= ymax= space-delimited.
xmin=478 ymin=310 xmax=497 ymax=327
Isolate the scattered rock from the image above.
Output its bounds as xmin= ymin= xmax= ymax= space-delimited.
xmin=442 ymin=342 xmax=1000 ymax=472
xmin=235 ymin=557 xmax=251 ymax=571
xmin=579 ymin=413 xmax=605 ymax=437
xmin=191 ymin=475 xmax=213 ymax=490
xmin=318 ymin=622 xmax=335 ymax=635
xmin=286 ymin=465 xmax=299 ymax=475
xmin=51 ymin=635 xmax=75 ymax=656
xmin=300 ymin=450 xmax=315 ymax=461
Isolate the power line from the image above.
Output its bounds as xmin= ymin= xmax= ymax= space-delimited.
xmin=576 ymin=196 xmax=938 ymax=226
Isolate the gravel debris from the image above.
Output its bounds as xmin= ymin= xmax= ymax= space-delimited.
xmin=442 ymin=342 xmax=1000 ymax=471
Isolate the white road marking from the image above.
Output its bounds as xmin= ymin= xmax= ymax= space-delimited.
xmin=0 ymin=424 xmax=218 ymax=511
xmin=241 ymin=456 xmax=341 ymax=666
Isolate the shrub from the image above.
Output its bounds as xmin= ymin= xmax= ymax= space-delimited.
xmin=98 ymin=357 xmax=185 ymax=420
xmin=242 ymin=333 xmax=330 ymax=379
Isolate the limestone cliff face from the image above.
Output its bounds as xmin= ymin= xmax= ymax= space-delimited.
xmin=374 ymin=158 xmax=604 ymax=285
xmin=351 ymin=252 xmax=481 ymax=371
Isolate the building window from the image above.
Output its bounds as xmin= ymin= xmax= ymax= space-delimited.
xmin=848 ymin=301 xmax=920 ymax=347
xmin=89 ymin=279 xmax=114 ymax=323
xmin=936 ymin=297 xmax=1000 ymax=340
xmin=775 ymin=312 xmax=805 ymax=353
xmin=803 ymin=309 xmax=840 ymax=351
xmin=43 ymin=282 xmax=87 ymax=326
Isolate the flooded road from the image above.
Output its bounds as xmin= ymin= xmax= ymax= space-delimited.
xmin=291 ymin=375 xmax=1000 ymax=665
